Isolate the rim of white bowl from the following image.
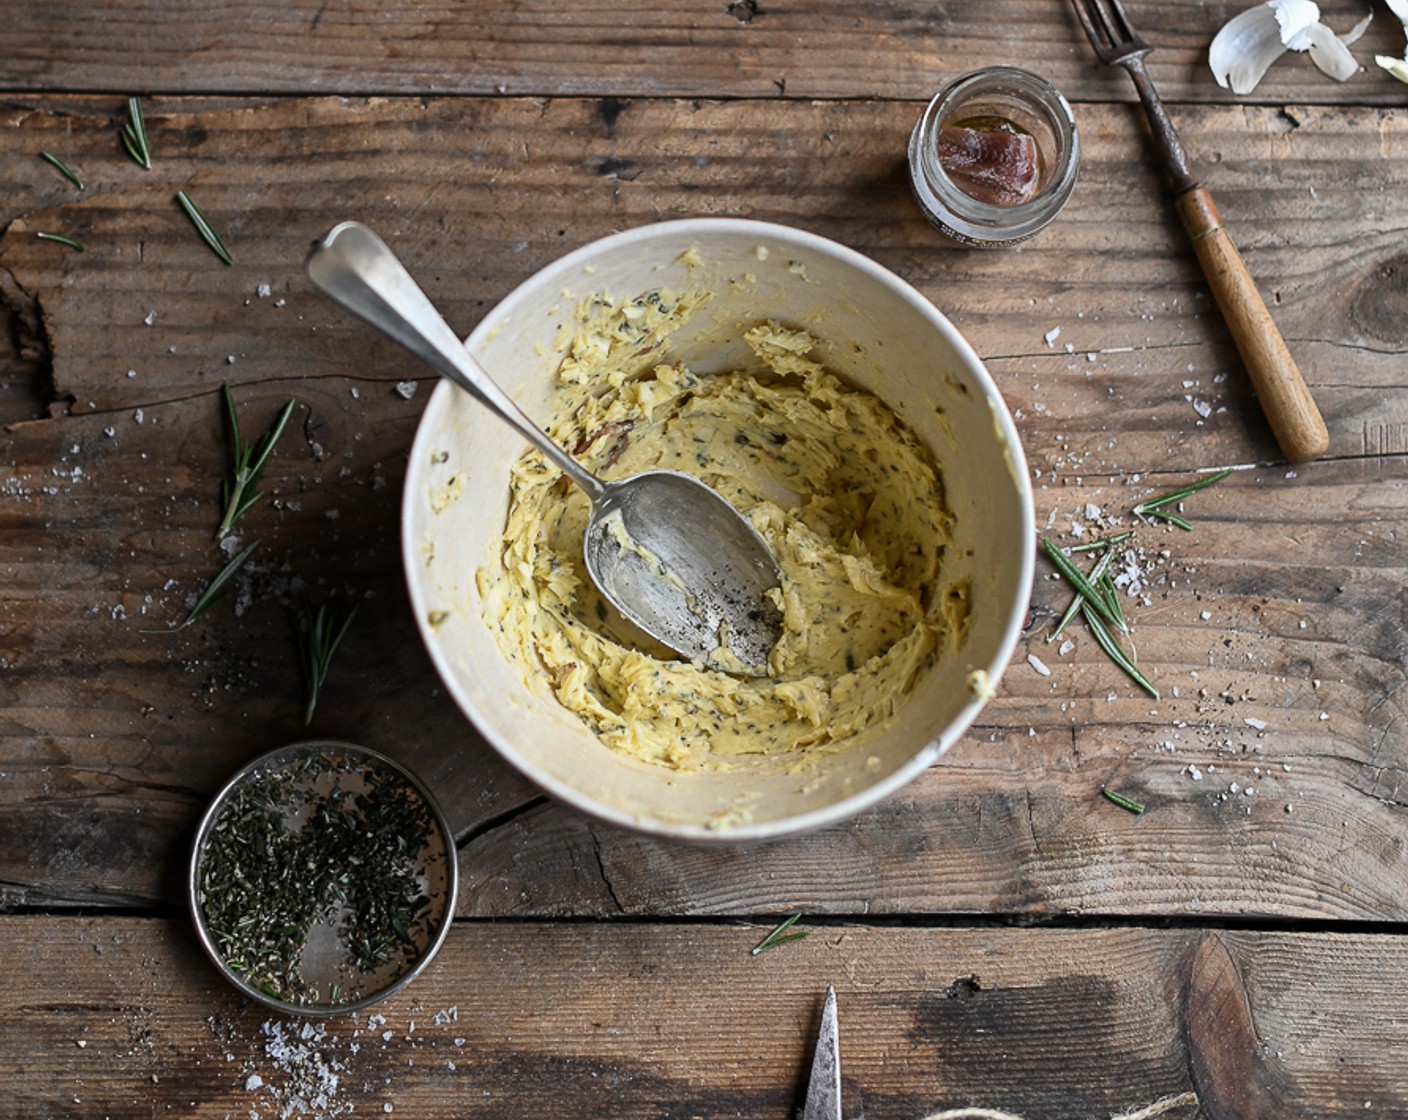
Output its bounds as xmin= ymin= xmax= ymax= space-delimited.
xmin=401 ymin=217 xmax=1035 ymax=843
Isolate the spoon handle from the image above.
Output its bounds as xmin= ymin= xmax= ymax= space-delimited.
xmin=306 ymin=221 xmax=603 ymax=497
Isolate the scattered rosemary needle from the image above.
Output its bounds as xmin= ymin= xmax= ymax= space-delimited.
xmin=752 ymin=912 xmax=810 ymax=955
xmin=39 ymin=151 xmax=83 ymax=189
xmin=1081 ymin=601 xmax=1159 ymax=699
xmin=176 ymin=190 xmax=234 ymax=266
xmin=218 ymin=384 xmax=296 ymax=539
xmin=1049 ymin=546 xmax=1117 ymax=644
xmin=1042 ymin=539 xmax=1128 ymax=635
xmin=35 ymin=232 xmax=85 ymax=252
xmin=1102 ymin=788 xmax=1146 ymax=815
xmin=121 ymin=95 xmax=152 ymax=169
xmin=1132 ymin=468 xmax=1232 ymax=530
xmin=146 ymin=540 xmax=260 ymax=634
xmin=1069 ymin=530 xmax=1134 ymax=554
xmin=295 ymin=601 xmax=359 ymax=724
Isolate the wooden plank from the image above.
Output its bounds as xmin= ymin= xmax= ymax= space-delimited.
xmin=4 ymin=0 xmax=1408 ymax=106
xmin=2 ymin=94 xmax=1406 ymax=915
xmin=3 ymin=916 xmax=1406 ymax=1118
xmin=4 ymin=95 xmax=1407 ymax=451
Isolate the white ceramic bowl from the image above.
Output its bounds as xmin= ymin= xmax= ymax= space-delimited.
xmin=402 ymin=218 xmax=1033 ymax=842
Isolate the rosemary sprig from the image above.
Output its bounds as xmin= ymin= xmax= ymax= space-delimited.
xmin=1132 ymin=469 xmax=1232 ymax=530
xmin=39 ymin=151 xmax=83 ymax=189
xmin=218 ymin=384 xmax=296 ymax=538
xmin=121 ymin=96 xmax=152 ymax=169
xmin=752 ymin=912 xmax=810 ymax=955
xmin=176 ymin=190 xmax=234 ymax=266
xmin=1042 ymin=539 xmax=1128 ymax=635
xmin=1081 ymin=601 xmax=1159 ymax=699
xmin=1049 ymin=546 xmax=1117 ymax=644
xmin=1102 ymin=788 xmax=1146 ymax=815
xmin=295 ymin=601 xmax=359 ymax=724
xmin=35 ymin=232 xmax=85 ymax=252
xmin=147 ymin=540 xmax=260 ymax=634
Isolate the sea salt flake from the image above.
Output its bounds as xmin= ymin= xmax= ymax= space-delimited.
xmin=1044 ymin=326 xmax=1061 ymax=347
xmin=395 ymin=380 xmax=419 ymax=400
xmin=1027 ymin=653 xmax=1052 ymax=677
xmin=1244 ymin=717 xmax=1268 ymax=731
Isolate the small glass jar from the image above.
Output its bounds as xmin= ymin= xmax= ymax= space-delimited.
xmin=908 ymin=66 xmax=1080 ymax=248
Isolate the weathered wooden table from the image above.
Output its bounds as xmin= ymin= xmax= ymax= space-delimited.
xmin=4 ymin=2 xmax=1407 ymax=1116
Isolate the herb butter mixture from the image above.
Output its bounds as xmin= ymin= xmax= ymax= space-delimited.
xmin=477 ymin=288 xmax=966 ymax=770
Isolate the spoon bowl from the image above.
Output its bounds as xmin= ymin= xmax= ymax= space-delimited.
xmin=306 ymin=222 xmax=783 ymax=671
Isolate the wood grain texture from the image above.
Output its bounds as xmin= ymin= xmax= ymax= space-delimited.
xmin=4 ymin=0 xmax=1408 ymax=106
xmin=4 ymin=917 xmax=1407 ymax=1120
xmin=4 ymin=96 xmax=1407 ymax=442
xmin=2 ymin=94 xmax=1406 ymax=916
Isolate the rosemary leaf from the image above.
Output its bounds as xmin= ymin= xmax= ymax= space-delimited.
xmin=1100 ymin=571 xmax=1126 ymax=632
xmin=295 ymin=600 xmax=359 ymax=724
xmin=175 ymin=190 xmax=234 ymax=266
xmin=1049 ymin=546 xmax=1116 ymax=644
xmin=39 ymin=151 xmax=83 ymax=189
xmin=1069 ymin=530 xmax=1134 ymax=554
xmin=1132 ymin=469 xmax=1232 ymax=520
xmin=1043 ymin=538 xmax=1128 ymax=635
xmin=1101 ymin=788 xmax=1146 ymax=815
xmin=217 ymin=385 xmax=296 ymax=538
xmin=35 ymin=232 xmax=85 ymax=252
xmin=147 ymin=540 xmax=260 ymax=634
xmin=1081 ymin=601 xmax=1159 ymax=699
xmin=122 ymin=96 xmax=152 ymax=169
xmin=751 ymin=912 xmax=810 ymax=955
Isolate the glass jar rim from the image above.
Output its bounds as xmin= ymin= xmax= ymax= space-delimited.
xmin=910 ymin=66 xmax=1080 ymax=243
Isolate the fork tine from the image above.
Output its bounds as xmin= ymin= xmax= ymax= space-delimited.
xmin=1097 ymin=0 xmax=1135 ymax=46
xmin=1069 ymin=0 xmax=1105 ymax=49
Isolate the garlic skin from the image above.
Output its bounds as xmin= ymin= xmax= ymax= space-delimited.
xmin=1209 ymin=0 xmax=1370 ymax=93
xmin=1378 ymin=0 xmax=1408 ymax=83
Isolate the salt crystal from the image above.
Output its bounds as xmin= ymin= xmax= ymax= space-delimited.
xmin=1200 ymin=611 xmax=1211 ymax=621
xmin=1187 ymin=765 xmax=1203 ymax=781
xmin=245 ymin=1074 xmax=263 ymax=1091
xmin=143 ymin=311 xmax=156 ymax=325
xmin=1192 ymin=399 xmax=1212 ymax=419
xmin=1058 ymin=639 xmax=1075 ymax=656
xmin=1319 ymin=712 xmax=1329 ymax=721
xmin=126 ymin=369 xmax=137 ymax=378
xmin=395 ymin=380 xmax=419 ymax=400
xmin=257 ymin=282 xmax=272 ymax=298
xmin=226 ymin=355 xmax=236 ymax=365
xmin=1244 ymin=717 xmax=1268 ymax=731
xmin=1044 ymin=326 xmax=1061 ymax=347
xmin=1027 ymin=654 xmax=1051 ymax=677
xmin=133 ymin=409 xmax=144 ymax=424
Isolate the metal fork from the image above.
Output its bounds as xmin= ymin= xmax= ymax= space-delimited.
xmin=1070 ymin=0 xmax=1329 ymax=463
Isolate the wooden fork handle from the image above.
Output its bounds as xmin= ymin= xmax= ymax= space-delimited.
xmin=1175 ymin=186 xmax=1329 ymax=463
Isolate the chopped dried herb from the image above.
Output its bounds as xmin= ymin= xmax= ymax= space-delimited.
xmin=198 ymin=753 xmax=435 ymax=1004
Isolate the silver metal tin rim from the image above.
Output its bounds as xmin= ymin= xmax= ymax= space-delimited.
xmin=187 ymin=739 xmax=460 ymax=1017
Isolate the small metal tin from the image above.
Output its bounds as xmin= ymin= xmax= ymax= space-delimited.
xmin=188 ymin=740 xmax=458 ymax=1016
xmin=908 ymin=66 xmax=1080 ymax=247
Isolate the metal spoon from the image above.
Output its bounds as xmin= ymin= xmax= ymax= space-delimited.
xmin=306 ymin=221 xmax=783 ymax=672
